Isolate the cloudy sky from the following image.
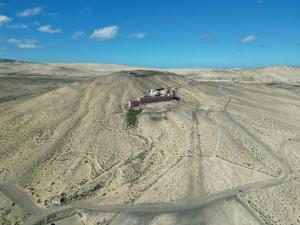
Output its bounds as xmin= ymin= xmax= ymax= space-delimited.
xmin=0 ymin=0 xmax=299 ymax=67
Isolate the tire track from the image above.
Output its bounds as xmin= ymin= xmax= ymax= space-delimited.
xmin=1 ymin=80 xmax=298 ymax=225
xmin=7 ymin=82 xmax=97 ymax=184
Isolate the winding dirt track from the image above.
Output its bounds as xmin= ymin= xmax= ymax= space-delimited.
xmin=0 ymin=80 xmax=297 ymax=225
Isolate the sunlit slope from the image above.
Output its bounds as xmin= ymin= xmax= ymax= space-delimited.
xmin=1 ymin=69 xmax=296 ymax=209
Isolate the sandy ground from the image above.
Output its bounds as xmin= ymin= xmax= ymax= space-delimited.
xmin=240 ymin=139 xmax=300 ymax=225
xmin=0 ymin=62 xmax=299 ymax=225
xmin=51 ymin=197 xmax=262 ymax=225
xmin=0 ymin=191 xmax=31 ymax=225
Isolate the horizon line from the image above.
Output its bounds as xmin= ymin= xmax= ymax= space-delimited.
xmin=1 ymin=58 xmax=299 ymax=70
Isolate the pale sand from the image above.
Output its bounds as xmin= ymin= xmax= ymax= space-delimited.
xmin=0 ymin=62 xmax=299 ymax=224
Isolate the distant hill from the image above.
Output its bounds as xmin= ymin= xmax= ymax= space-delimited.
xmin=0 ymin=58 xmax=19 ymax=63
xmin=0 ymin=58 xmax=34 ymax=63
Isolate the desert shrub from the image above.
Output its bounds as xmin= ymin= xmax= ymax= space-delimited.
xmin=127 ymin=108 xmax=142 ymax=127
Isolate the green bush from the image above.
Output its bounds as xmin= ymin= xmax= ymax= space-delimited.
xmin=127 ymin=108 xmax=142 ymax=127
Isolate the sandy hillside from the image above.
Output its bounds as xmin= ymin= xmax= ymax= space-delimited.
xmin=0 ymin=62 xmax=299 ymax=225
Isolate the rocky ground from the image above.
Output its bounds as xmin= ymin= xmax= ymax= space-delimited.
xmin=0 ymin=191 xmax=31 ymax=225
xmin=0 ymin=61 xmax=299 ymax=225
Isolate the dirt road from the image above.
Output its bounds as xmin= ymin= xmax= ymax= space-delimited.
xmin=1 ymin=83 xmax=296 ymax=225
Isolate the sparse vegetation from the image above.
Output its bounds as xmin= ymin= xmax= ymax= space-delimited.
xmin=127 ymin=108 xmax=142 ymax=127
xmin=0 ymin=62 xmax=300 ymax=225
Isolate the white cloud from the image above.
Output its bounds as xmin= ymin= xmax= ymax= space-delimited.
xmin=242 ymin=35 xmax=258 ymax=43
xmin=72 ymin=31 xmax=85 ymax=39
xmin=8 ymin=23 xmax=28 ymax=30
xmin=44 ymin=12 xmax=60 ymax=17
xmin=90 ymin=26 xmax=118 ymax=40
xmin=8 ymin=38 xmax=42 ymax=49
xmin=38 ymin=24 xmax=61 ymax=34
xmin=0 ymin=15 xmax=12 ymax=26
xmin=17 ymin=6 xmax=42 ymax=17
xmin=80 ymin=6 xmax=92 ymax=16
xmin=8 ymin=38 xmax=19 ymax=44
xmin=200 ymin=33 xmax=218 ymax=44
xmin=130 ymin=32 xmax=146 ymax=39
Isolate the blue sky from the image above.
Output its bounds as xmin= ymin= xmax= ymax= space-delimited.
xmin=0 ymin=0 xmax=299 ymax=67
